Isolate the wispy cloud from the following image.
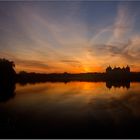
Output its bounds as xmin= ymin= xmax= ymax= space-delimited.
xmin=0 ymin=2 xmax=140 ymax=72
xmin=109 ymin=3 xmax=136 ymax=44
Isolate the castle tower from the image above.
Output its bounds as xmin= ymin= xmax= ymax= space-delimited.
xmin=106 ymin=66 xmax=112 ymax=73
xmin=126 ymin=65 xmax=130 ymax=72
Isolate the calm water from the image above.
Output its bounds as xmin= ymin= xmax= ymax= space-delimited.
xmin=0 ymin=82 xmax=140 ymax=138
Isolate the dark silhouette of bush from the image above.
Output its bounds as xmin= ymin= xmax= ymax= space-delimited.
xmin=0 ymin=58 xmax=16 ymax=102
xmin=0 ymin=58 xmax=16 ymax=83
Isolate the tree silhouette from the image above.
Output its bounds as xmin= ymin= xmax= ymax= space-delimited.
xmin=0 ymin=58 xmax=16 ymax=83
xmin=0 ymin=58 xmax=16 ymax=102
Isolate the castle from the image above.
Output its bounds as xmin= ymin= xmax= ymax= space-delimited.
xmin=106 ymin=65 xmax=130 ymax=74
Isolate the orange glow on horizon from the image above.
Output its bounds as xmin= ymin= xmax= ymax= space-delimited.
xmin=15 ymin=63 xmax=140 ymax=73
xmin=15 ymin=62 xmax=106 ymax=73
xmin=13 ymin=56 xmax=140 ymax=74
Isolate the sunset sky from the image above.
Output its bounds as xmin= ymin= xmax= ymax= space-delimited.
xmin=1 ymin=1 xmax=140 ymax=73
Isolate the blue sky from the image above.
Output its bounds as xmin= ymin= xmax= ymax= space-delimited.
xmin=0 ymin=1 xmax=140 ymax=73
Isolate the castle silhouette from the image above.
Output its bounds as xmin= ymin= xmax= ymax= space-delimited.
xmin=106 ymin=65 xmax=130 ymax=74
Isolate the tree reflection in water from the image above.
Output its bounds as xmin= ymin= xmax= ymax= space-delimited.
xmin=0 ymin=81 xmax=16 ymax=102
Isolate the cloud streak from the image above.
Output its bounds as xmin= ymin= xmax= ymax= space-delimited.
xmin=0 ymin=2 xmax=140 ymax=72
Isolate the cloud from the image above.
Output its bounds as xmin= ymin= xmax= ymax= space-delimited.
xmin=109 ymin=3 xmax=136 ymax=45
xmin=0 ymin=2 xmax=140 ymax=72
xmin=60 ymin=59 xmax=82 ymax=68
xmin=61 ymin=59 xmax=81 ymax=64
xmin=114 ymin=5 xmax=130 ymax=39
xmin=16 ymin=59 xmax=49 ymax=68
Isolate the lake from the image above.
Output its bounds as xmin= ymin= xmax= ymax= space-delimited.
xmin=0 ymin=82 xmax=140 ymax=138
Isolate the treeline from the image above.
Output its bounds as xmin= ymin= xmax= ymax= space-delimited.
xmin=16 ymin=71 xmax=106 ymax=84
xmin=16 ymin=71 xmax=140 ymax=84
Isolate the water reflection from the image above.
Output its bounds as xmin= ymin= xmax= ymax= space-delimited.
xmin=0 ymin=81 xmax=140 ymax=138
xmin=18 ymin=81 xmax=131 ymax=89
xmin=0 ymin=81 xmax=131 ymax=102
xmin=106 ymin=81 xmax=130 ymax=89
xmin=0 ymin=81 xmax=15 ymax=102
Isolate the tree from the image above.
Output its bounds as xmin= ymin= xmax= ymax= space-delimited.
xmin=0 ymin=58 xmax=16 ymax=83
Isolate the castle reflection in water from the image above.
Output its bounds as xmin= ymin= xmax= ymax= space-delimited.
xmin=106 ymin=81 xmax=130 ymax=89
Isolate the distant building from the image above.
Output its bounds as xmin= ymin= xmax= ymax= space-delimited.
xmin=126 ymin=65 xmax=130 ymax=72
xmin=106 ymin=65 xmax=130 ymax=74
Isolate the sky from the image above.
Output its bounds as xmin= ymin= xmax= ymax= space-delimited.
xmin=1 ymin=1 xmax=140 ymax=73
